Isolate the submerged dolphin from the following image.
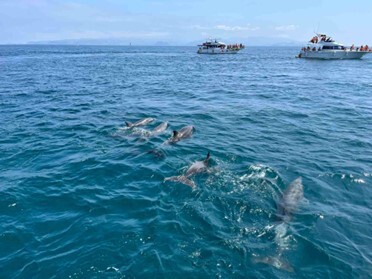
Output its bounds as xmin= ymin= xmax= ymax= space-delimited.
xmin=255 ymin=177 xmax=304 ymax=272
xmin=125 ymin=117 xmax=155 ymax=128
xmin=164 ymin=125 xmax=195 ymax=144
xmin=277 ymin=177 xmax=304 ymax=223
xmin=129 ymin=122 xmax=169 ymax=138
xmin=164 ymin=152 xmax=210 ymax=188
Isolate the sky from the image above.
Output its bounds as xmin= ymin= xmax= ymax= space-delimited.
xmin=1 ymin=0 xmax=371 ymax=45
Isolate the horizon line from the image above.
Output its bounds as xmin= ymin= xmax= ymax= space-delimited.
xmin=0 ymin=43 xmax=303 ymax=47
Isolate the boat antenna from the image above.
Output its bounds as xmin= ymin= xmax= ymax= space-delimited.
xmin=315 ymin=22 xmax=320 ymax=36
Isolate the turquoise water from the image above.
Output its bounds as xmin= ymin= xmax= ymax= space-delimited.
xmin=0 ymin=45 xmax=371 ymax=278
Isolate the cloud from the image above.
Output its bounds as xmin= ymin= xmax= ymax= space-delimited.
xmin=190 ymin=25 xmax=209 ymax=30
xmin=191 ymin=24 xmax=260 ymax=32
xmin=215 ymin=24 xmax=260 ymax=31
xmin=274 ymin=25 xmax=298 ymax=31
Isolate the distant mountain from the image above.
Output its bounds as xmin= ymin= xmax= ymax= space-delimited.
xmin=28 ymin=38 xmax=130 ymax=45
xmin=28 ymin=38 xmax=162 ymax=46
xmin=28 ymin=36 xmax=304 ymax=47
xmin=186 ymin=36 xmax=304 ymax=47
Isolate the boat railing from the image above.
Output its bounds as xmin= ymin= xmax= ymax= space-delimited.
xmin=301 ymin=45 xmax=370 ymax=52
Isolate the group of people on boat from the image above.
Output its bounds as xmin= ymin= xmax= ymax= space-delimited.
xmin=301 ymin=46 xmax=323 ymax=52
xmin=226 ymin=44 xmax=245 ymax=50
xmin=309 ymin=35 xmax=334 ymax=43
xmin=350 ymin=44 xmax=370 ymax=51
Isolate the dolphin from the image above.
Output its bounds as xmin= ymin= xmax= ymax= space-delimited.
xmin=254 ymin=177 xmax=304 ymax=272
xmin=129 ymin=122 xmax=168 ymax=138
xmin=125 ymin=117 xmax=155 ymax=128
xmin=277 ymin=177 xmax=304 ymax=223
xmin=254 ymin=254 xmax=294 ymax=273
xmin=152 ymin=122 xmax=169 ymax=135
xmin=164 ymin=152 xmax=210 ymax=188
xmin=164 ymin=125 xmax=195 ymax=144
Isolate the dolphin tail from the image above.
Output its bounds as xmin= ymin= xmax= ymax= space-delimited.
xmin=253 ymin=255 xmax=294 ymax=272
xmin=204 ymin=152 xmax=211 ymax=166
xmin=125 ymin=121 xmax=133 ymax=128
xmin=164 ymin=175 xmax=196 ymax=188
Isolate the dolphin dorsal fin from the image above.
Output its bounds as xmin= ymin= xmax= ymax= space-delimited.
xmin=125 ymin=121 xmax=133 ymax=127
xmin=172 ymin=130 xmax=179 ymax=138
xmin=204 ymin=152 xmax=211 ymax=165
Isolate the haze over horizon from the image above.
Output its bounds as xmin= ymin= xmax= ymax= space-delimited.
xmin=1 ymin=0 xmax=371 ymax=46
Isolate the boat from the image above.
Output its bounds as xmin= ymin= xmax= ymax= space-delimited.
xmin=297 ymin=34 xmax=371 ymax=59
xmin=197 ymin=39 xmax=245 ymax=54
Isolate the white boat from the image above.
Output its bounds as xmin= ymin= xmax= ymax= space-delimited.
xmin=297 ymin=34 xmax=371 ymax=60
xmin=197 ymin=39 xmax=245 ymax=54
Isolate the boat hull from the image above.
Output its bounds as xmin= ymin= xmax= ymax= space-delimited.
xmin=197 ymin=48 xmax=240 ymax=54
xmin=299 ymin=50 xmax=369 ymax=60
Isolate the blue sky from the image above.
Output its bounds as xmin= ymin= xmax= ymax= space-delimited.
xmin=1 ymin=0 xmax=371 ymax=45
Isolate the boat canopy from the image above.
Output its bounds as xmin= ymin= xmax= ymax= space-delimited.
xmin=198 ymin=39 xmax=226 ymax=47
xmin=309 ymin=34 xmax=335 ymax=44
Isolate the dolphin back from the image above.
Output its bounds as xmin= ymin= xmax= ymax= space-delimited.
xmin=153 ymin=122 xmax=168 ymax=133
xmin=204 ymin=152 xmax=210 ymax=166
xmin=125 ymin=121 xmax=133 ymax=127
xmin=126 ymin=117 xmax=155 ymax=128
xmin=165 ymin=125 xmax=194 ymax=144
xmin=178 ymin=125 xmax=195 ymax=137
xmin=277 ymin=177 xmax=304 ymax=221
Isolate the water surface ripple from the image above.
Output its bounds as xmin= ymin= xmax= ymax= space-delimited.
xmin=0 ymin=45 xmax=371 ymax=278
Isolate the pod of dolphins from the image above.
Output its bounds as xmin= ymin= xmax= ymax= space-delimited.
xmin=124 ymin=117 xmax=305 ymax=273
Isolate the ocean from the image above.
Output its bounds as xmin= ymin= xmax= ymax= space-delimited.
xmin=0 ymin=45 xmax=371 ymax=278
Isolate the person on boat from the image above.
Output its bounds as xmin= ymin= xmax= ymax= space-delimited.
xmin=360 ymin=45 xmax=364 ymax=51
xmin=350 ymin=44 xmax=354 ymax=51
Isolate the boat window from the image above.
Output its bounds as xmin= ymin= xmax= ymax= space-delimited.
xmin=322 ymin=45 xmax=343 ymax=50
